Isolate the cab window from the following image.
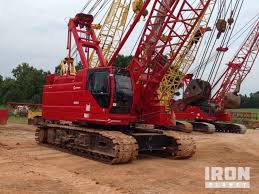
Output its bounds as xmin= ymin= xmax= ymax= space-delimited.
xmin=87 ymin=69 xmax=110 ymax=108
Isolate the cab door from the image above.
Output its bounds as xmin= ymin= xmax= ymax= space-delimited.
xmin=87 ymin=69 xmax=111 ymax=109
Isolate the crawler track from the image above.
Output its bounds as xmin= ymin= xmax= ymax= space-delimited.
xmin=191 ymin=122 xmax=216 ymax=134
xmin=163 ymin=131 xmax=196 ymax=159
xmin=35 ymin=124 xmax=196 ymax=164
xmin=213 ymin=122 xmax=247 ymax=134
xmin=189 ymin=121 xmax=246 ymax=134
xmin=35 ymin=124 xmax=138 ymax=164
xmin=174 ymin=121 xmax=193 ymax=133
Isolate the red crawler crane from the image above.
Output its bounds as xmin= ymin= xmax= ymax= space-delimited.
xmin=174 ymin=20 xmax=259 ymax=133
xmin=36 ymin=0 xmax=212 ymax=164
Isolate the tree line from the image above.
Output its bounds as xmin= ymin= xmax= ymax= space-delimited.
xmin=0 ymin=63 xmax=47 ymax=104
xmin=240 ymin=92 xmax=259 ymax=108
xmin=0 ymin=58 xmax=259 ymax=108
xmin=0 ymin=55 xmax=130 ymax=105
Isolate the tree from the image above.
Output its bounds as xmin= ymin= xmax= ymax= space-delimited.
xmin=0 ymin=61 xmax=84 ymax=105
xmin=113 ymin=55 xmax=133 ymax=68
xmin=11 ymin=63 xmax=46 ymax=103
xmin=0 ymin=63 xmax=47 ymax=104
xmin=0 ymin=78 xmax=18 ymax=104
xmin=240 ymin=92 xmax=259 ymax=108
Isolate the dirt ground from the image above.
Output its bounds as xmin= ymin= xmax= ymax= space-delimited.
xmin=0 ymin=123 xmax=258 ymax=194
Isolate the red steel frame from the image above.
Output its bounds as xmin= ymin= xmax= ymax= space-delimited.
xmin=213 ymin=21 xmax=259 ymax=107
xmin=67 ymin=14 xmax=107 ymax=69
xmin=42 ymin=0 xmax=212 ymax=127
xmin=127 ymin=0 xmax=212 ymax=124
xmin=175 ymin=20 xmax=259 ymax=122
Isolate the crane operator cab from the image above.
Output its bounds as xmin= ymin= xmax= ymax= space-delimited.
xmin=87 ymin=68 xmax=133 ymax=114
xmin=43 ymin=67 xmax=135 ymax=125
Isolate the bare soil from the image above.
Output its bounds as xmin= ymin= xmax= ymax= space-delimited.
xmin=0 ymin=123 xmax=258 ymax=194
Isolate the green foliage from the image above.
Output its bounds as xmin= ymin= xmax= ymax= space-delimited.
xmin=1 ymin=58 xmax=258 ymax=109
xmin=113 ymin=55 xmax=133 ymax=68
xmin=228 ymin=108 xmax=259 ymax=114
xmin=8 ymin=115 xmax=28 ymax=124
xmin=0 ymin=63 xmax=47 ymax=104
xmin=0 ymin=54 xmax=134 ymax=105
xmin=240 ymin=92 xmax=259 ymax=108
xmin=76 ymin=61 xmax=83 ymax=71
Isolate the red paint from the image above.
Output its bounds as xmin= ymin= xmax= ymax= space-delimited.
xmin=175 ymin=21 xmax=259 ymax=122
xmin=0 ymin=109 xmax=8 ymax=125
xmin=42 ymin=1 xmax=211 ymax=128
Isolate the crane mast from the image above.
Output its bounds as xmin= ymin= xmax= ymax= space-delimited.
xmin=127 ymin=0 xmax=212 ymax=120
xmin=90 ymin=0 xmax=132 ymax=67
xmin=212 ymin=21 xmax=259 ymax=110
xmin=173 ymin=18 xmax=259 ymax=134
xmin=158 ymin=0 xmax=217 ymax=109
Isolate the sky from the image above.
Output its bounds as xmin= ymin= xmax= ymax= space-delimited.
xmin=0 ymin=0 xmax=258 ymax=95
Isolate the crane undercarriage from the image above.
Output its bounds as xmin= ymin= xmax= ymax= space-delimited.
xmin=174 ymin=78 xmax=248 ymax=134
xmin=175 ymin=117 xmax=247 ymax=134
xmin=35 ymin=123 xmax=196 ymax=164
xmin=184 ymin=121 xmax=246 ymax=134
